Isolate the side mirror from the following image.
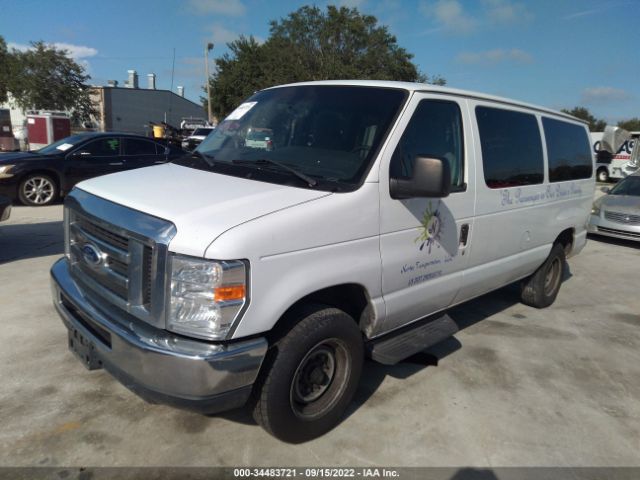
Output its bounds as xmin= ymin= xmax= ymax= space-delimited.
xmin=390 ymin=156 xmax=451 ymax=199
xmin=601 ymin=186 xmax=611 ymax=194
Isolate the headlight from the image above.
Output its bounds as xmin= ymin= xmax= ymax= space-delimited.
xmin=0 ymin=164 xmax=15 ymax=178
xmin=168 ymin=254 xmax=247 ymax=340
xmin=591 ymin=204 xmax=600 ymax=216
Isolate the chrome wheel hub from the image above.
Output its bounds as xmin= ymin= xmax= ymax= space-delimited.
xmin=24 ymin=177 xmax=54 ymax=204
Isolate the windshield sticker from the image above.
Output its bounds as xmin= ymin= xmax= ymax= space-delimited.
xmin=226 ymin=102 xmax=258 ymax=121
xmin=56 ymin=143 xmax=74 ymax=151
xmin=415 ymin=200 xmax=443 ymax=253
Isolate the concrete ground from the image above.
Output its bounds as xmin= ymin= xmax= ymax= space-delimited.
xmin=0 ymin=190 xmax=638 ymax=468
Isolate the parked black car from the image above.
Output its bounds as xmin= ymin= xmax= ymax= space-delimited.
xmin=0 ymin=194 xmax=10 ymax=222
xmin=0 ymin=132 xmax=185 ymax=206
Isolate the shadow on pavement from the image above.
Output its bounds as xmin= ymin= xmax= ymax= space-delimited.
xmin=0 ymin=220 xmax=64 ymax=263
xmin=220 ymin=282 xmax=524 ymax=430
xmin=587 ymin=233 xmax=640 ymax=249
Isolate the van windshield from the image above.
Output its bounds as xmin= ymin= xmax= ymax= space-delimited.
xmin=191 ymin=85 xmax=407 ymax=191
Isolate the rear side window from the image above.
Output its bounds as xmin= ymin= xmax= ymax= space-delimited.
xmin=125 ymin=138 xmax=158 ymax=155
xmin=476 ymin=106 xmax=543 ymax=188
xmin=542 ymin=117 xmax=592 ymax=182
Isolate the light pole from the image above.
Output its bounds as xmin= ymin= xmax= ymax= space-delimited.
xmin=205 ymin=42 xmax=214 ymax=124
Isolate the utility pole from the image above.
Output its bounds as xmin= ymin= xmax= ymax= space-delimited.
xmin=205 ymin=42 xmax=214 ymax=125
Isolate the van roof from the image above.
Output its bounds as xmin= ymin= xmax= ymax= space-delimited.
xmin=267 ymin=80 xmax=588 ymax=125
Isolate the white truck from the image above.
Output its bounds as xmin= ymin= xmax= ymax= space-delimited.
xmin=592 ymin=129 xmax=639 ymax=182
xmin=51 ymin=80 xmax=594 ymax=442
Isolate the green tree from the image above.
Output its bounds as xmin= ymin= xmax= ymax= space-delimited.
xmin=617 ymin=118 xmax=640 ymax=132
xmin=207 ymin=6 xmax=443 ymax=118
xmin=561 ymin=106 xmax=607 ymax=132
xmin=6 ymin=40 xmax=95 ymax=121
xmin=0 ymin=36 xmax=11 ymax=104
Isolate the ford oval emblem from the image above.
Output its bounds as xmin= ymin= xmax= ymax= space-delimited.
xmin=81 ymin=243 xmax=104 ymax=267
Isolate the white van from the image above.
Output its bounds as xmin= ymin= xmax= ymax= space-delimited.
xmin=592 ymin=130 xmax=639 ymax=182
xmin=51 ymin=81 xmax=594 ymax=442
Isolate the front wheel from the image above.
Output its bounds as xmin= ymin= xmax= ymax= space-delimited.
xmin=520 ymin=243 xmax=566 ymax=308
xmin=18 ymin=174 xmax=58 ymax=206
xmin=251 ymin=305 xmax=364 ymax=443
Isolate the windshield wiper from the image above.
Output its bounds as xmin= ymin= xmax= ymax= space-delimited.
xmin=232 ymin=158 xmax=318 ymax=187
xmin=191 ymin=150 xmax=215 ymax=166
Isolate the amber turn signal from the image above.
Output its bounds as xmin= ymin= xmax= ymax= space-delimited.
xmin=214 ymin=285 xmax=246 ymax=302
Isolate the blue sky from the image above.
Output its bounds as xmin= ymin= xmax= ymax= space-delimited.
xmin=1 ymin=0 xmax=639 ymax=123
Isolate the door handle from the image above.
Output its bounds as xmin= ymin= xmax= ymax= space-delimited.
xmin=109 ymin=162 xmax=124 ymax=166
xmin=459 ymin=224 xmax=470 ymax=247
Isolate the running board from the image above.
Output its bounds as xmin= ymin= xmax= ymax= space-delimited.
xmin=367 ymin=314 xmax=459 ymax=365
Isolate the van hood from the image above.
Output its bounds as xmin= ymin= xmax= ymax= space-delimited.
xmin=76 ymin=163 xmax=332 ymax=257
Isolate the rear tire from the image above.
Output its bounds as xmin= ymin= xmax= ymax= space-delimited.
xmin=251 ymin=304 xmax=363 ymax=443
xmin=597 ymin=168 xmax=609 ymax=183
xmin=520 ymin=243 xmax=566 ymax=308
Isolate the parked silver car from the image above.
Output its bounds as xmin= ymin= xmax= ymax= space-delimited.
xmin=588 ymin=172 xmax=640 ymax=241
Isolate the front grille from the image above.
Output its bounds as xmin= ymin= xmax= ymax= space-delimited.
xmin=68 ymin=211 xmax=155 ymax=316
xmin=604 ymin=210 xmax=640 ymax=225
xmin=142 ymin=245 xmax=153 ymax=307
xmin=598 ymin=226 xmax=640 ymax=239
xmin=109 ymin=257 xmax=128 ymax=276
xmin=64 ymin=190 xmax=175 ymax=329
xmin=77 ymin=216 xmax=129 ymax=250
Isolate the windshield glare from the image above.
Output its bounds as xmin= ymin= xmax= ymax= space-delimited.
xmin=610 ymin=176 xmax=640 ymax=196
xmin=37 ymin=134 xmax=89 ymax=154
xmin=195 ymin=86 xmax=407 ymax=188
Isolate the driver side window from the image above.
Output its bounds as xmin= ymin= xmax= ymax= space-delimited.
xmin=390 ymin=100 xmax=464 ymax=190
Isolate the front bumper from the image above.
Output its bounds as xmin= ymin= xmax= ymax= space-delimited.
xmin=0 ymin=198 xmax=10 ymax=222
xmin=0 ymin=180 xmax=17 ymax=200
xmin=587 ymin=214 xmax=640 ymax=242
xmin=50 ymin=258 xmax=268 ymax=413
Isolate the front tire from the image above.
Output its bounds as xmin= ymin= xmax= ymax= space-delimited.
xmin=520 ymin=243 xmax=566 ymax=308
xmin=18 ymin=174 xmax=58 ymax=206
xmin=251 ymin=305 xmax=364 ymax=443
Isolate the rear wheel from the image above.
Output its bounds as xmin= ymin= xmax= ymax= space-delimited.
xmin=18 ymin=174 xmax=58 ymax=206
xmin=597 ymin=168 xmax=609 ymax=183
xmin=520 ymin=243 xmax=566 ymax=308
xmin=251 ymin=304 xmax=363 ymax=443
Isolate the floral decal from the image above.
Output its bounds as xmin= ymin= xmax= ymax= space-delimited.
xmin=415 ymin=200 xmax=443 ymax=254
